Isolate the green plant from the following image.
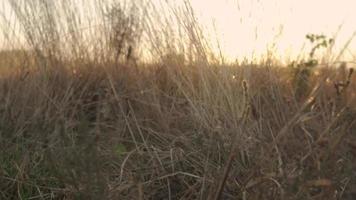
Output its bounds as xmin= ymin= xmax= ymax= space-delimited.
xmin=291 ymin=34 xmax=334 ymax=100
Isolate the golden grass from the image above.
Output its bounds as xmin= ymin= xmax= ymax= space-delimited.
xmin=0 ymin=57 xmax=355 ymax=199
xmin=1 ymin=0 xmax=356 ymax=199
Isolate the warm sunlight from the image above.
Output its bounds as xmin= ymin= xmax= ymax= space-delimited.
xmin=1 ymin=0 xmax=356 ymax=61
xmin=1 ymin=1 xmax=356 ymax=199
xmin=188 ymin=0 xmax=356 ymax=61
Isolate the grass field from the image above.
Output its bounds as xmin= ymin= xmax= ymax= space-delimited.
xmin=0 ymin=0 xmax=356 ymax=199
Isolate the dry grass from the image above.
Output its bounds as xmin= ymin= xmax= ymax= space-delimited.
xmin=0 ymin=58 xmax=355 ymax=200
xmin=0 ymin=0 xmax=356 ymax=199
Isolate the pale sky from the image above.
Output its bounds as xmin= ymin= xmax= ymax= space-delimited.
xmin=188 ymin=0 xmax=356 ymax=61
xmin=1 ymin=0 xmax=356 ymax=62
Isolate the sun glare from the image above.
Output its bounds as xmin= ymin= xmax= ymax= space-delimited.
xmin=188 ymin=0 xmax=356 ymax=61
xmin=1 ymin=0 xmax=356 ymax=62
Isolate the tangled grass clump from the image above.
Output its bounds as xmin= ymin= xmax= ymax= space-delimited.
xmin=0 ymin=58 xmax=355 ymax=199
xmin=0 ymin=1 xmax=356 ymax=199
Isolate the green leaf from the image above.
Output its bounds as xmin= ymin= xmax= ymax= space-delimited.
xmin=115 ymin=144 xmax=127 ymax=158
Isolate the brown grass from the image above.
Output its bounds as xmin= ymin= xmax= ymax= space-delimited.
xmin=0 ymin=0 xmax=356 ymax=199
xmin=0 ymin=59 xmax=355 ymax=199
